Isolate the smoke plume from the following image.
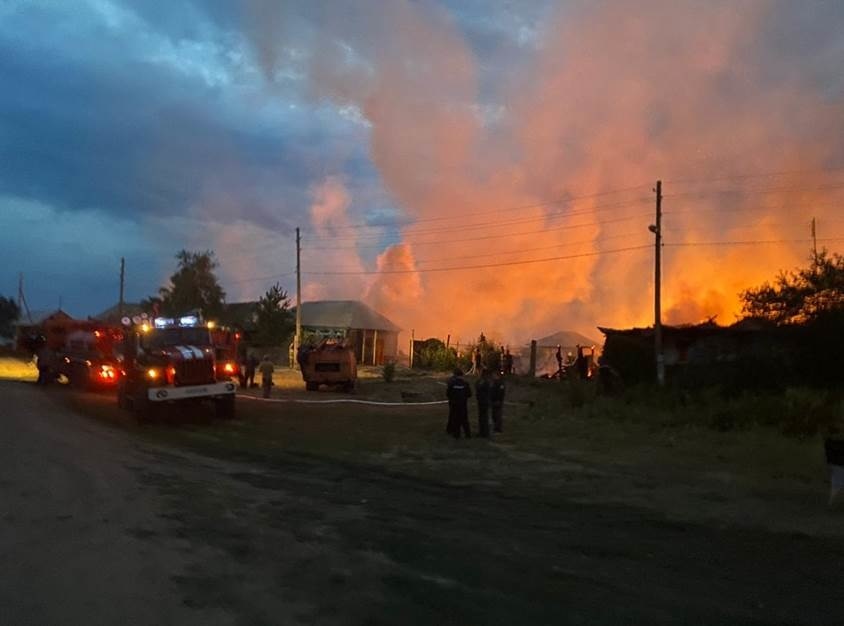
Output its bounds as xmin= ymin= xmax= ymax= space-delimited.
xmin=245 ymin=0 xmax=844 ymax=343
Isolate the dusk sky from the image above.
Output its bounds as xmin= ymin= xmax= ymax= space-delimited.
xmin=2 ymin=1 xmax=843 ymax=342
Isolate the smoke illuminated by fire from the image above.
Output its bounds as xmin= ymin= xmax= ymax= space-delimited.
xmin=246 ymin=0 xmax=844 ymax=344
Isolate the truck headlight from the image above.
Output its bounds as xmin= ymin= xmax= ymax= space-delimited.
xmin=146 ymin=368 xmax=161 ymax=380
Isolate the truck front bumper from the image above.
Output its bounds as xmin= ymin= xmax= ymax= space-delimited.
xmin=147 ymin=381 xmax=237 ymax=402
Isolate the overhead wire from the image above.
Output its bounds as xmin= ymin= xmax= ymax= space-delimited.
xmin=300 ymin=196 xmax=652 ymax=243
xmin=302 ymin=244 xmax=652 ymax=276
xmin=664 ymin=237 xmax=844 ymax=248
xmin=303 ymin=211 xmax=654 ymax=251
xmin=330 ymin=183 xmax=652 ymax=230
xmin=663 ymin=165 xmax=844 ymax=185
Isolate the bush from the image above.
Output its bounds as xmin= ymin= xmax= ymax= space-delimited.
xmin=382 ymin=362 xmax=396 ymax=383
xmin=413 ymin=338 xmax=470 ymax=372
xmin=779 ymin=388 xmax=840 ymax=438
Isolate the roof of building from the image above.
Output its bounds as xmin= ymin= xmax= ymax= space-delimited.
xmin=599 ymin=318 xmax=781 ymax=338
xmin=17 ymin=308 xmax=73 ymax=326
xmin=92 ymin=302 xmax=144 ymax=323
xmin=534 ymin=330 xmax=600 ymax=348
xmin=298 ymin=300 xmax=400 ymax=332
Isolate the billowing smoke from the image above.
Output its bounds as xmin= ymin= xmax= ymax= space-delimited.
xmin=244 ymin=0 xmax=844 ymax=343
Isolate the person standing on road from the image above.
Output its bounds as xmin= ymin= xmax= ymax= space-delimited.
xmin=475 ymin=368 xmax=492 ymax=438
xmin=491 ymin=370 xmax=506 ymax=433
xmin=259 ymin=355 xmax=274 ymax=398
xmin=246 ymin=353 xmax=259 ymax=388
xmin=446 ymin=368 xmax=472 ymax=439
xmin=35 ymin=342 xmax=53 ymax=385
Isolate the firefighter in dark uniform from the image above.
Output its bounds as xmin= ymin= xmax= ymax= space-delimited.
xmin=475 ymin=368 xmax=492 ymax=438
xmin=491 ymin=370 xmax=506 ymax=433
xmin=446 ymin=368 xmax=472 ymax=438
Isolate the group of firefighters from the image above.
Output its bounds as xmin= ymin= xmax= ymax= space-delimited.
xmin=237 ymin=352 xmax=275 ymax=398
xmin=445 ymin=366 xmax=507 ymax=439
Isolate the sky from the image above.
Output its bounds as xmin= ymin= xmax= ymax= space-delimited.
xmin=2 ymin=0 xmax=843 ymax=344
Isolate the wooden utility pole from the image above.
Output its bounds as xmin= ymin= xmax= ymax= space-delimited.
xmin=409 ymin=329 xmax=415 ymax=368
xmin=295 ymin=227 xmax=302 ymax=364
xmin=811 ymin=217 xmax=818 ymax=260
xmin=118 ymin=257 xmax=125 ymax=319
xmin=652 ymin=180 xmax=665 ymax=386
xmin=18 ymin=273 xmax=32 ymax=324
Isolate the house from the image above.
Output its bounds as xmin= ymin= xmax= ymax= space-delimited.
xmin=93 ymin=302 xmax=145 ymax=324
xmin=15 ymin=309 xmax=75 ymax=350
xmin=298 ymin=300 xmax=400 ymax=365
xmin=598 ymin=319 xmax=796 ymax=386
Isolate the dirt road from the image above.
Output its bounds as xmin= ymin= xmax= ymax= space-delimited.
xmin=2 ymin=381 xmax=842 ymax=625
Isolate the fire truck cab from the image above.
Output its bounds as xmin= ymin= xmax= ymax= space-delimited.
xmin=117 ymin=315 xmax=236 ymax=420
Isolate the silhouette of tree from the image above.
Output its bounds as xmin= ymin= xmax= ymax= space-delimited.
xmin=254 ymin=283 xmax=294 ymax=346
xmin=157 ymin=250 xmax=225 ymax=319
xmin=741 ymin=250 xmax=844 ymax=324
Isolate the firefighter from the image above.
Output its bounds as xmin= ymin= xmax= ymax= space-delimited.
xmin=446 ymin=367 xmax=472 ymax=439
xmin=475 ymin=367 xmax=492 ymax=438
xmin=35 ymin=341 xmax=54 ymax=385
xmin=503 ymin=348 xmax=514 ymax=375
xmin=491 ymin=369 xmax=506 ymax=433
xmin=555 ymin=344 xmax=563 ymax=378
xmin=259 ymin=354 xmax=274 ymax=398
xmin=246 ymin=353 xmax=259 ymax=388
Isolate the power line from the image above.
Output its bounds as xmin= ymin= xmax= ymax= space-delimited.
xmin=331 ymin=183 xmax=652 ymax=230
xmin=301 ymin=197 xmax=651 ymax=243
xmin=664 ymin=165 xmax=844 ymax=185
xmin=303 ymin=211 xmax=654 ymax=251
xmin=663 ymin=182 xmax=844 ymax=199
xmin=302 ymin=244 xmax=651 ymax=276
xmin=225 ymin=270 xmax=296 ymax=286
xmin=406 ymin=231 xmax=645 ymax=266
xmin=664 ymin=236 xmax=844 ymax=248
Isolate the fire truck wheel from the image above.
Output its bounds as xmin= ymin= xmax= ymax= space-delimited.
xmin=215 ymin=396 xmax=235 ymax=419
xmin=117 ymin=387 xmax=130 ymax=410
xmin=133 ymin=394 xmax=155 ymax=422
xmin=305 ymin=381 xmax=319 ymax=392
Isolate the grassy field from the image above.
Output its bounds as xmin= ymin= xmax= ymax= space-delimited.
xmin=58 ymin=365 xmax=842 ymax=538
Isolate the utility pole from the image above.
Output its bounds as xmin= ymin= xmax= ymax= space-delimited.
xmin=811 ymin=217 xmax=818 ymax=260
xmin=294 ymin=227 xmax=302 ymax=365
xmin=119 ymin=257 xmax=125 ymax=319
xmin=650 ymin=180 xmax=665 ymax=387
xmin=17 ymin=273 xmax=32 ymax=324
xmin=409 ymin=329 xmax=415 ymax=368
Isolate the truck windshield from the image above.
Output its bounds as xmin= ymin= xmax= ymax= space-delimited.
xmin=142 ymin=327 xmax=212 ymax=350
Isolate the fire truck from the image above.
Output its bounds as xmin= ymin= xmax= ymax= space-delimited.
xmin=116 ymin=315 xmax=236 ymax=420
xmin=17 ymin=314 xmax=122 ymax=389
xmin=299 ymin=339 xmax=357 ymax=392
xmin=59 ymin=326 xmax=122 ymax=388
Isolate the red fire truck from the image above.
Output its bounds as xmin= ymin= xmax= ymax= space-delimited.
xmin=18 ymin=313 xmax=123 ymax=389
xmin=116 ymin=315 xmax=236 ymax=421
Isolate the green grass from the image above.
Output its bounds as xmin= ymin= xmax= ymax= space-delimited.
xmin=60 ymin=371 xmax=842 ymax=537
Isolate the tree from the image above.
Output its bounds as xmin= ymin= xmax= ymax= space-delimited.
xmin=253 ymin=283 xmax=294 ymax=346
xmin=157 ymin=250 xmax=226 ymax=319
xmin=740 ymin=250 xmax=844 ymax=324
xmin=0 ymin=296 xmax=20 ymax=339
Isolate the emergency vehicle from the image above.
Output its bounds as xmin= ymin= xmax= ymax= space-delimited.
xmin=116 ymin=314 xmax=236 ymax=420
